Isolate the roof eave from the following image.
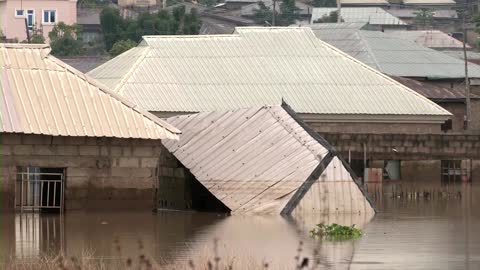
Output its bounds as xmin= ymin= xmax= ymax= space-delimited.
xmin=299 ymin=113 xmax=451 ymax=124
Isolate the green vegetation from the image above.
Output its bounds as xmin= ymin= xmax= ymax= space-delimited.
xmin=100 ymin=6 xmax=201 ymax=51
xmin=253 ymin=0 xmax=300 ymax=26
xmin=310 ymin=0 xmax=336 ymax=7
xmin=310 ymin=223 xmax=362 ymax=240
xmin=30 ymin=27 xmax=46 ymax=44
xmin=313 ymin=11 xmax=340 ymax=23
xmin=414 ymin=8 xmax=433 ymax=29
xmin=48 ymin=22 xmax=85 ymax=56
xmin=109 ymin=39 xmax=137 ymax=56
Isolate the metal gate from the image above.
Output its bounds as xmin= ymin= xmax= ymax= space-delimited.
xmin=15 ymin=167 xmax=65 ymax=213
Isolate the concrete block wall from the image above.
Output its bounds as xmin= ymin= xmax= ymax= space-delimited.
xmin=306 ymin=121 xmax=441 ymax=135
xmin=321 ymin=133 xmax=480 ymax=160
xmin=0 ymin=133 xmax=180 ymax=211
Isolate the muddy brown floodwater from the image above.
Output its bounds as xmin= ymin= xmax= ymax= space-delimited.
xmin=1 ymin=182 xmax=479 ymax=269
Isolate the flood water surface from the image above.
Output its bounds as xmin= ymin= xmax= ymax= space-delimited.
xmin=1 ymin=183 xmax=480 ymax=269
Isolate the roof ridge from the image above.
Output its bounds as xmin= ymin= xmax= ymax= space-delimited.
xmin=0 ymin=43 xmax=50 ymax=49
xmin=114 ymin=47 xmax=150 ymax=95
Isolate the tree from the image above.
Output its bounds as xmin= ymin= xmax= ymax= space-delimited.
xmin=100 ymin=7 xmax=126 ymax=51
xmin=311 ymin=0 xmax=336 ymax=7
xmin=253 ymin=2 xmax=276 ymax=25
xmin=313 ymin=11 xmax=340 ymax=23
xmin=99 ymin=6 xmax=202 ymax=51
xmin=414 ymin=8 xmax=433 ymax=29
xmin=30 ymin=26 xmax=45 ymax=44
xmin=48 ymin=22 xmax=85 ymax=56
xmin=279 ymin=0 xmax=300 ymax=25
xmin=252 ymin=0 xmax=299 ymax=26
xmin=109 ymin=39 xmax=137 ymax=56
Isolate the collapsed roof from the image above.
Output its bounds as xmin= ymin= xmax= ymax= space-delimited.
xmin=162 ymin=104 xmax=375 ymax=215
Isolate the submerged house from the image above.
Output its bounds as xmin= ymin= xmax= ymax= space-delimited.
xmin=88 ymin=27 xmax=459 ymax=179
xmin=0 ymin=44 xmax=181 ymax=212
xmin=161 ymin=104 xmax=375 ymax=216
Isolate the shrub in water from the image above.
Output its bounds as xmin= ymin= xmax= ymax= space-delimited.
xmin=310 ymin=223 xmax=362 ymax=240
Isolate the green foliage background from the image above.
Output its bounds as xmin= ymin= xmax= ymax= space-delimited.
xmin=100 ymin=6 xmax=201 ymax=51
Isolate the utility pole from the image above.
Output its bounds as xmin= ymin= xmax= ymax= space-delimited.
xmin=462 ymin=10 xmax=471 ymax=130
xmin=337 ymin=0 xmax=341 ymax=23
xmin=272 ymin=0 xmax=276 ymax=26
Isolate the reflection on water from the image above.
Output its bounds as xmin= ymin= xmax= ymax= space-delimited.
xmin=2 ymin=182 xmax=480 ymax=269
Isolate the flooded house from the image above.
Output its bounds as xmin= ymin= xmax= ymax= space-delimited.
xmin=0 ymin=44 xmax=181 ymax=212
xmin=0 ymin=43 xmax=375 ymax=217
xmin=88 ymin=27 xmax=459 ymax=183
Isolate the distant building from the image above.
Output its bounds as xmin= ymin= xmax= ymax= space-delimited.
xmin=311 ymin=7 xmax=408 ymax=30
xmin=387 ymin=8 xmax=458 ymax=33
xmin=401 ymin=0 xmax=456 ymax=7
xmin=77 ymin=8 xmax=102 ymax=45
xmin=393 ymin=77 xmax=480 ymax=132
xmin=340 ymin=0 xmax=390 ymax=6
xmin=384 ymin=30 xmax=467 ymax=50
xmin=0 ymin=0 xmax=77 ymax=42
xmin=118 ymin=0 xmax=156 ymax=8
xmin=310 ymin=24 xmax=480 ymax=82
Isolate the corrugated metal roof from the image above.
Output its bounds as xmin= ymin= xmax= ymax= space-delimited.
xmin=163 ymin=104 xmax=374 ymax=215
xmin=88 ymin=27 xmax=451 ymax=122
xmin=402 ymin=0 xmax=456 ymax=5
xmin=58 ymin=56 xmax=108 ymax=73
xmin=341 ymin=0 xmax=389 ymax=5
xmin=392 ymin=76 xmax=480 ymax=101
xmin=387 ymin=8 xmax=457 ymax=19
xmin=384 ymin=30 xmax=467 ymax=49
xmin=0 ymin=43 xmax=180 ymax=139
xmin=311 ymin=25 xmax=480 ymax=79
xmin=311 ymin=7 xmax=407 ymax=25
xmin=241 ymin=0 xmax=313 ymax=16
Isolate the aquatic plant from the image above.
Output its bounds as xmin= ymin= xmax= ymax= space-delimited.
xmin=309 ymin=223 xmax=362 ymax=240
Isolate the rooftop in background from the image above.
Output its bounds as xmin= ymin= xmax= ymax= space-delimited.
xmin=392 ymin=76 xmax=480 ymax=102
xmin=387 ymin=8 xmax=457 ymax=19
xmin=163 ymin=104 xmax=375 ymax=215
xmin=311 ymin=7 xmax=407 ymax=25
xmin=88 ymin=27 xmax=450 ymax=123
xmin=310 ymin=23 xmax=480 ymax=79
xmin=0 ymin=44 xmax=180 ymax=140
xmin=341 ymin=0 xmax=390 ymax=5
xmin=163 ymin=2 xmax=209 ymax=14
xmin=384 ymin=30 xmax=468 ymax=49
xmin=77 ymin=8 xmax=101 ymax=25
xmin=241 ymin=0 xmax=313 ymax=17
xmin=443 ymin=50 xmax=480 ymax=65
xmin=58 ymin=56 xmax=109 ymax=73
xmin=402 ymin=0 xmax=456 ymax=5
